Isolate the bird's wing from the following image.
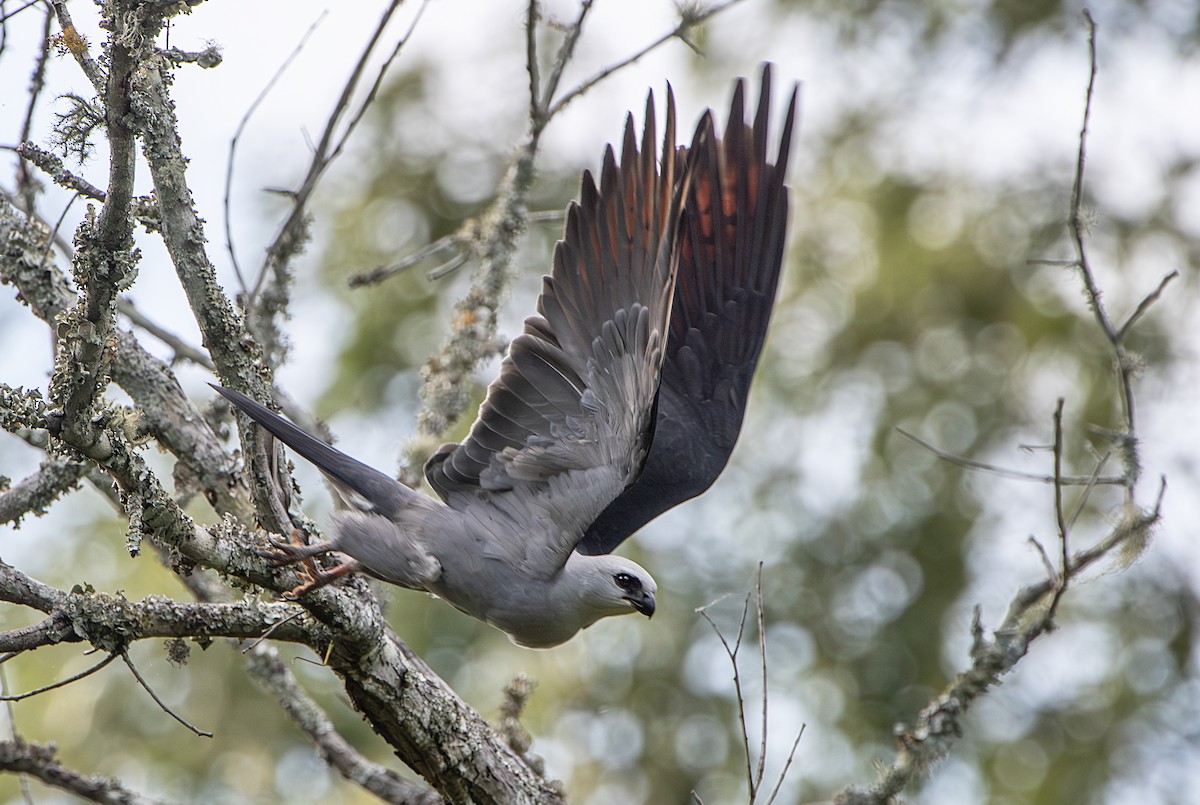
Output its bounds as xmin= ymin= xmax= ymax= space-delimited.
xmin=578 ymin=64 xmax=798 ymax=555
xmin=424 ymin=90 xmax=691 ymax=577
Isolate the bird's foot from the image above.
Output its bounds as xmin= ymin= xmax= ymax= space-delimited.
xmin=255 ymin=532 xmax=333 ymax=567
xmin=256 ymin=530 xmax=345 ymax=598
xmin=280 ymin=560 xmax=360 ymax=599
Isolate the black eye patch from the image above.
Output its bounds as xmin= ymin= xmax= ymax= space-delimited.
xmin=614 ymin=572 xmax=639 ymax=592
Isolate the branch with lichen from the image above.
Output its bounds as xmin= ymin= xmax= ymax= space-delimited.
xmin=0 ymin=738 xmax=166 ymax=805
xmin=0 ymin=561 xmax=320 ymax=654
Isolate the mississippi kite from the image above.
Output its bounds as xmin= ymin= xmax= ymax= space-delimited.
xmin=215 ymin=65 xmax=795 ymax=648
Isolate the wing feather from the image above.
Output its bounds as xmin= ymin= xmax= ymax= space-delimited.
xmin=579 ymin=64 xmax=798 ymax=555
xmin=424 ymin=88 xmax=685 ymax=575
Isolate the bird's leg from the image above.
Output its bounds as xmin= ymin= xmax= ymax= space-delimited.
xmin=254 ymin=530 xmax=333 ymax=566
xmin=281 ymin=559 xmax=361 ymax=600
xmin=256 ymin=530 xmax=356 ymax=598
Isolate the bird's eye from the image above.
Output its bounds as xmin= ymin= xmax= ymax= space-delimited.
xmin=614 ymin=572 xmax=638 ymax=591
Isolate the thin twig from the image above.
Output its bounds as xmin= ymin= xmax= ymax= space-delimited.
xmin=14 ymin=5 xmax=52 ymax=211
xmin=121 ymin=650 xmax=213 ymax=738
xmin=117 ymin=297 xmax=214 ymax=369
xmin=223 ymin=10 xmax=327 ymax=292
xmin=699 ymin=594 xmax=756 ymax=799
xmin=0 ymin=0 xmax=43 ymax=25
xmin=0 ymin=663 xmax=36 ymax=805
xmin=895 ymin=428 xmax=1123 ymax=486
xmin=535 ymin=0 xmax=595 ymax=125
xmin=1116 ymin=269 xmax=1179 ymax=340
xmin=1027 ymin=535 xmax=1057 ymax=582
xmin=545 ymin=0 xmax=747 ymax=120
xmin=347 ymin=228 xmax=468 ymax=287
xmin=753 ymin=564 xmax=768 ymax=799
xmin=252 ymin=0 xmax=429 ymax=301
xmin=240 ymin=608 xmax=305 ymax=654
xmin=1067 ymin=451 xmax=1110 ymax=531
xmin=1047 ymin=398 xmax=1070 ymax=619
xmin=1063 ymin=9 xmax=1141 ymax=476
xmin=0 ymin=652 xmax=117 ymax=701
xmin=764 ymin=724 xmax=806 ymax=805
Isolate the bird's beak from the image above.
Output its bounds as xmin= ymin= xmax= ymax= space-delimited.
xmin=627 ymin=592 xmax=655 ymax=618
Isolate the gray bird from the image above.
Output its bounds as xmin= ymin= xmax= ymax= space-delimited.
xmin=215 ymin=65 xmax=795 ymax=648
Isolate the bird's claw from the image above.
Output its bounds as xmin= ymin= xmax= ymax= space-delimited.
xmin=254 ymin=537 xmax=310 ymax=567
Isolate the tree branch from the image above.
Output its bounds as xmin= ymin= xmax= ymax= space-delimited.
xmin=246 ymin=644 xmax=441 ymax=804
xmin=0 ymin=738 xmax=168 ymax=805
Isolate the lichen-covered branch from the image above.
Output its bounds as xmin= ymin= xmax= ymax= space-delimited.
xmin=0 ymin=196 xmax=254 ymax=521
xmin=0 ymin=455 xmax=86 ymax=526
xmin=0 ymin=738 xmax=167 ymax=805
xmin=246 ymin=644 xmax=442 ymax=805
xmin=0 ymin=561 xmax=320 ymax=654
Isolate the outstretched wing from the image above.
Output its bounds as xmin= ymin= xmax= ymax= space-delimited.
xmin=424 ymin=90 xmax=691 ymax=577
xmin=578 ymin=65 xmax=798 ymax=555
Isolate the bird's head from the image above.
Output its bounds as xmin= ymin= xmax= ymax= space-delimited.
xmin=569 ymin=553 xmax=657 ymax=622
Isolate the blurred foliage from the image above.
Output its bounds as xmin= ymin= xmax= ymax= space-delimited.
xmin=3 ymin=1 xmax=1198 ymax=804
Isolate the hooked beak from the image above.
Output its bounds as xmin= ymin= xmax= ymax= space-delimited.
xmin=626 ymin=592 xmax=656 ymax=618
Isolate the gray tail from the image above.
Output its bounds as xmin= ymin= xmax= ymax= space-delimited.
xmin=211 ymin=384 xmax=411 ymax=517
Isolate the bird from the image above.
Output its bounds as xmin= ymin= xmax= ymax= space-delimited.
xmin=214 ymin=64 xmax=796 ymax=648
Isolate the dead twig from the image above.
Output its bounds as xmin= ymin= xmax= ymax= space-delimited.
xmin=699 ymin=566 xmax=805 ymax=803
xmin=0 ymin=652 xmax=118 ymax=702
xmin=895 ymin=428 xmax=1123 ymax=486
xmin=121 ymin=650 xmax=212 ymax=738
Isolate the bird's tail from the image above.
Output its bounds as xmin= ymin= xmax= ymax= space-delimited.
xmin=211 ymin=384 xmax=413 ymax=518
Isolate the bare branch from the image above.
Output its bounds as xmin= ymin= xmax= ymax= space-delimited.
xmin=525 ymin=0 xmax=540 ymax=122
xmin=50 ymin=1 xmax=104 ymax=93
xmin=1047 ymin=398 xmax=1070 ymax=620
xmin=14 ymin=5 xmax=52 ymax=211
xmin=535 ymin=0 xmax=595 ymax=126
xmin=121 ymin=649 xmax=213 ymax=738
xmin=116 ymin=297 xmax=214 ymax=369
xmin=0 ymin=738 xmax=168 ymax=805
xmin=348 ymin=226 xmax=472 ymax=287
xmin=247 ymin=645 xmax=440 ymax=804
xmin=223 ymin=10 xmax=327 ymax=292
xmin=0 ymin=652 xmax=117 ymax=702
xmin=895 ymin=428 xmax=1124 ymax=486
xmin=699 ymin=592 xmax=757 ymax=800
xmin=754 ymin=564 xmax=768 ymax=798
xmin=1116 ymin=269 xmax=1179 ymax=340
xmin=764 ymin=724 xmax=806 ymax=805
xmin=15 ymin=141 xmax=105 ymax=199
xmin=836 ymin=489 xmax=1163 ymax=805
xmin=545 ymin=0 xmax=747 ymax=120
xmin=840 ymin=17 xmax=1172 ymax=802
xmin=248 ymin=0 xmax=429 ymax=366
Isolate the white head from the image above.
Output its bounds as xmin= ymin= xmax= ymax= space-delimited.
xmin=565 ymin=552 xmax=657 ymax=623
